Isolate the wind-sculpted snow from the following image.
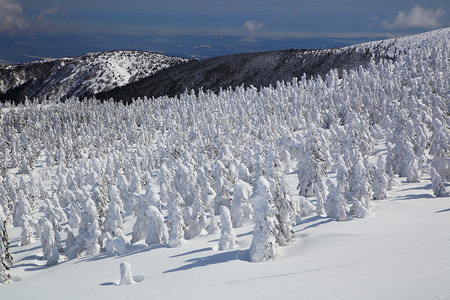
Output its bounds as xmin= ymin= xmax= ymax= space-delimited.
xmin=0 ymin=29 xmax=449 ymax=298
xmin=0 ymin=50 xmax=190 ymax=103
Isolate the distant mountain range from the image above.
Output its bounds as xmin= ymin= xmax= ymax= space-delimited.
xmin=1 ymin=27 xmax=448 ymax=104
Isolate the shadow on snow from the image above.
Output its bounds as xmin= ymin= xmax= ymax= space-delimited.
xmin=170 ymin=247 xmax=213 ymax=258
xmin=164 ymin=249 xmax=250 ymax=273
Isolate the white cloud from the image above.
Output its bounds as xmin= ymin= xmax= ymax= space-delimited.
xmin=241 ymin=20 xmax=264 ymax=43
xmin=382 ymin=6 xmax=445 ymax=30
xmin=242 ymin=20 xmax=264 ymax=32
xmin=0 ymin=0 xmax=27 ymax=32
xmin=39 ymin=6 xmax=60 ymax=21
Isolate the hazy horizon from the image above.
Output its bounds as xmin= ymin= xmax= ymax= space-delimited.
xmin=1 ymin=0 xmax=449 ymax=64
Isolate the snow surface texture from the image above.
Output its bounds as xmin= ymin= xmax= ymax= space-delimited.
xmin=0 ymin=28 xmax=449 ymax=299
xmin=0 ymin=50 xmax=189 ymax=101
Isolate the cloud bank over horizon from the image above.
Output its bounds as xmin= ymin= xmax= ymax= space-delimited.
xmin=382 ymin=6 xmax=446 ymax=30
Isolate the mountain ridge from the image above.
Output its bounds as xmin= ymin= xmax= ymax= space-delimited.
xmin=1 ymin=27 xmax=448 ymax=103
xmin=95 ymin=27 xmax=450 ymax=102
xmin=0 ymin=50 xmax=190 ymax=103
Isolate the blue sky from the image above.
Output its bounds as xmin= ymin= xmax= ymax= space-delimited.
xmin=1 ymin=0 xmax=449 ymax=63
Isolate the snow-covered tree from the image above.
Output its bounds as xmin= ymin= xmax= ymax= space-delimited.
xmin=167 ymin=193 xmax=185 ymax=248
xmin=271 ymin=170 xmax=298 ymax=246
xmin=349 ymin=157 xmax=372 ymax=217
xmin=0 ymin=207 xmax=12 ymax=283
xmin=230 ymin=179 xmax=253 ymax=228
xmin=325 ymin=180 xmax=347 ymax=221
xmin=213 ymin=176 xmax=232 ymax=215
xmin=15 ymin=191 xmax=35 ymax=246
xmin=66 ymin=195 xmax=102 ymax=259
xmin=249 ymin=177 xmax=279 ymax=262
xmin=429 ymin=117 xmax=450 ymax=181
xmin=430 ymin=167 xmax=449 ymax=197
xmin=218 ymin=206 xmax=236 ymax=251
xmin=131 ymin=184 xmax=161 ymax=244
xmin=206 ymin=214 xmax=219 ymax=234
xmin=145 ymin=206 xmax=169 ymax=246
xmin=372 ymin=156 xmax=389 ymax=200
xmin=184 ymin=188 xmax=207 ymax=239
xmin=173 ymin=159 xmax=196 ymax=207
xmin=158 ymin=163 xmax=172 ymax=206
xmin=237 ymin=163 xmax=252 ymax=183
xmin=104 ymin=186 xmax=128 ymax=243
xmin=296 ymin=129 xmax=329 ymax=198
xmin=197 ymin=164 xmax=216 ymax=214
xmin=313 ymin=181 xmax=326 ymax=215
xmin=0 ymin=182 xmax=13 ymax=226
xmin=39 ymin=217 xmax=60 ymax=265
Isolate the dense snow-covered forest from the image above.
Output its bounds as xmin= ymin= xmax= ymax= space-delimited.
xmin=0 ymin=30 xmax=449 ymax=299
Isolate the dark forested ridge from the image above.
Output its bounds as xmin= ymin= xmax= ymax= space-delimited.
xmin=95 ymin=46 xmax=383 ymax=103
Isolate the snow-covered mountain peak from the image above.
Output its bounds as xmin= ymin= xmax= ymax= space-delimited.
xmin=0 ymin=50 xmax=190 ymax=101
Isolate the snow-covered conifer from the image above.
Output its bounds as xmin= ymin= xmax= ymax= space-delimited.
xmin=385 ymin=142 xmax=402 ymax=190
xmin=197 ymin=164 xmax=215 ymax=214
xmin=158 ymin=163 xmax=172 ymax=206
xmin=173 ymin=160 xmax=196 ymax=207
xmin=105 ymin=186 xmax=128 ymax=243
xmin=313 ymin=181 xmax=326 ymax=215
xmin=206 ymin=214 xmax=219 ymax=234
xmin=39 ymin=217 xmax=59 ymax=265
xmin=0 ymin=207 xmax=12 ymax=283
xmin=249 ymin=177 xmax=279 ymax=262
xmin=230 ymin=179 xmax=253 ymax=228
xmin=185 ymin=188 xmax=207 ymax=239
xmin=349 ymin=157 xmax=372 ymax=216
xmin=0 ymin=183 xmax=13 ymax=226
xmin=116 ymin=174 xmax=131 ymax=215
xmin=145 ymin=206 xmax=169 ymax=246
xmin=14 ymin=191 xmax=34 ymax=246
xmin=296 ymin=130 xmax=328 ymax=198
xmin=67 ymin=190 xmax=81 ymax=230
xmin=213 ymin=174 xmax=232 ymax=215
xmin=372 ymin=156 xmax=389 ymax=200
xmin=429 ymin=117 xmax=450 ymax=181
xmin=430 ymin=167 xmax=449 ymax=197
xmin=167 ymin=193 xmax=185 ymax=248
xmin=66 ymin=195 xmax=102 ymax=259
xmin=325 ymin=180 xmax=347 ymax=221
xmin=218 ymin=206 xmax=236 ymax=251
xmin=272 ymin=172 xmax=297 ymax=246
xmin=237 ymin=163 xmax=252 ymax=183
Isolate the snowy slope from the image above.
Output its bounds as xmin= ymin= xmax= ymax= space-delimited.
xmin=354 ymin=27 xmax=450 ymax=57
xmin=1 ymin=173 xmax=449 ymax=300
xmin=0 ymin=50 xmax=190 ymax=102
